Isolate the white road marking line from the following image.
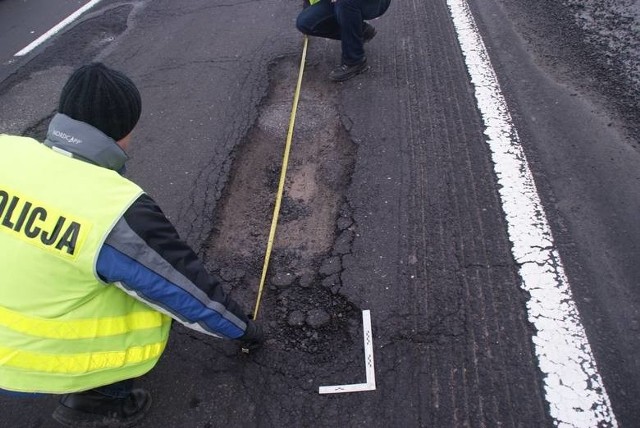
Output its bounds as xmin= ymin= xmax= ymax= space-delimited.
xmin=319 ymin=310 xmax=376 ymax=394
xmin=445 ymin=1 xmax=617 ymax=426
xmin=14 ymin=0 xmax=104 ymax=57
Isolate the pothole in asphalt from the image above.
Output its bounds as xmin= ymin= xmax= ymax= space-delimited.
xmin=203 ymin=57 xmax=359 ymax=357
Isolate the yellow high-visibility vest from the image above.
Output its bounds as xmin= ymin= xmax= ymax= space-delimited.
xmin=0 ymin=135 xmax=171 ymax=394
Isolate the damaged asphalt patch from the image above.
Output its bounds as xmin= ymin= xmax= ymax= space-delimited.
xmin=203 ymin=56 xmax=360 ymax=356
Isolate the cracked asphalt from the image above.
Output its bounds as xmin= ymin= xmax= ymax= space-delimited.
xmin=0 ymin=0 xmax=639 ymax=426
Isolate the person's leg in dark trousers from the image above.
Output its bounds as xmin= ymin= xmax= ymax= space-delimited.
xmin=297 ymin=0 xmax=391 ymax=81
xmin=336 ymin=0 xmax=390 ymax=63
xmin=296 ymin=0 xmax=342 ymax=41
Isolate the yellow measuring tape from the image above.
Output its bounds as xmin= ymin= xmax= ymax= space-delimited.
xmin=252 ymin=36 xmax=309 ymax=320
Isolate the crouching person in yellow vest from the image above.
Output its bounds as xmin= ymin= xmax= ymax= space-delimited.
xmin=0 ymin=63 xmax=263 ymax=427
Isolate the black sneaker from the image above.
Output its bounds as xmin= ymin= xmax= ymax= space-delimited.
xmin=329 ymin=58 xmax=370 ymax=82
xmin=363 ymin=22 xmax=377 ymax=43
xmin=52 ymin=388 xmax=152 ymax=427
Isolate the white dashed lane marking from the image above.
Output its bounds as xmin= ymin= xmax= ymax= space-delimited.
xmin=15 ymin=0 xmax=104 ymax=57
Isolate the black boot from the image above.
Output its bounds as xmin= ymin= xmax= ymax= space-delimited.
xmin=329 ymin=58 xmax=370 ymax=82
xmin=52 ymin=388 xmax=151 ymax=427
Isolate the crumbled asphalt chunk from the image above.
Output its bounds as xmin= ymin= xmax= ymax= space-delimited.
xmin=306 ymin=309 xmax=331 ymax=328
xmin=319 ymin=256 xmax=341 ymax=276
xmin=339 ymin=202 xmax=351 ymax=217
xmin=336 ymin=216 xmax=353 ymax=231
xmin=287 ymin=310 xmax=306 ymax=327
xmin=271 ymin=272 xmax=296 ymax=288
xmin=321 ymin=273 xmax=340 ymax=289
xmin=219 ymin=267 xmax=245 ymax=282
xmin=333 ymin=230 xmax=354 ymax=255
xmin=321 ymin=274 xmax=342 ymax=295
xmin=299 ymin=273 xmax=315 ymax=288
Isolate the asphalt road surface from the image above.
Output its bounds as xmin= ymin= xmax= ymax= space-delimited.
xmin=0 ymin=0 xmax=638 ymax=427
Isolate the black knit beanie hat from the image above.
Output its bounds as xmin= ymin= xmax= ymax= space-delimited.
xmin=58 ymin=63 xmax=141 ymax=141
